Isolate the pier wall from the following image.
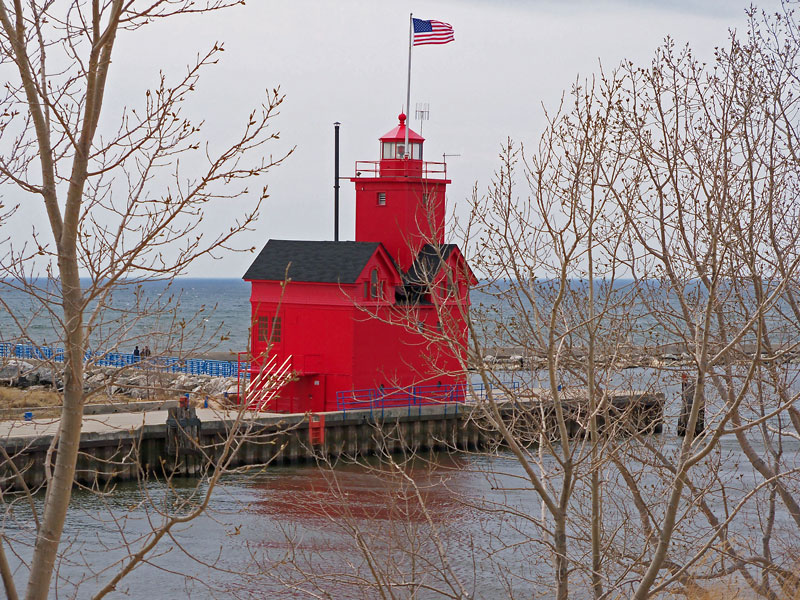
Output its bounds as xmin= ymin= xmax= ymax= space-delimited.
xmin=0 ymin=394 xmax=664 ymax=491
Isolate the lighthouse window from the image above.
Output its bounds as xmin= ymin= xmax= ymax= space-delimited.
xmin=270 ymin=317 xmax=282 ymax=343
xmin=257 ymin=315 xmax=281 ymax=343
xmin=369 ymin=268 xmax=382 ymax=299
xmin=257 ymin=316 xmax=269 ymax=342
xmin=382 ymin=142 xmax=414 ymax=159
xmin=377 ymin=192 xmax=386 ymax=206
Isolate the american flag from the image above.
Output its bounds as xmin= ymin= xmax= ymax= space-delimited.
xmin=412 ymin=19 xmax=455 ymax=46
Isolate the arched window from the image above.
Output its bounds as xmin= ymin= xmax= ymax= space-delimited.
xmin=370 ymin=268 xmax=380 ymax=299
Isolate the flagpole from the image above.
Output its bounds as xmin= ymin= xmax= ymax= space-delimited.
xmin=405 ymin=12 xmax=412 ymax=158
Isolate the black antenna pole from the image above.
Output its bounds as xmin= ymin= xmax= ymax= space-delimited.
xmin=334 ymin=121 xmax=340 ymax=242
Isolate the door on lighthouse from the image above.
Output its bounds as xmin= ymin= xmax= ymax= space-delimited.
xmin=293 ymin=374 xmax=326 ymax=413
xmin=309 ymin=375 xmax=325 ymax=413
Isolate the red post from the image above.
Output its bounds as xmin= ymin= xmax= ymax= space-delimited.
xmin=309 ymin=414 xmax=326 ymax=446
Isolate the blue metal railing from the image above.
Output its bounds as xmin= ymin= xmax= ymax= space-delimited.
xmin=0 ymin=342 xmax=247 ymax=379
xmin=335 ymin=380 xmax=521 ymax=415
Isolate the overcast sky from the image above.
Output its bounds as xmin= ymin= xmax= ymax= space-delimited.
xmin=9 ymin=0 xmax=784 ymax=278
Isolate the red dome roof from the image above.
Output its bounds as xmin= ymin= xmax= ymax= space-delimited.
xmin=380 ymin=113 xmax=424 ymax=143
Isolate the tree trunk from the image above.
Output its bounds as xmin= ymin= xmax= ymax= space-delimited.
xmin=554 ymin=510 xmax=569 ymax=600
xmin=25 ymin=263 xmax=84 ymax=600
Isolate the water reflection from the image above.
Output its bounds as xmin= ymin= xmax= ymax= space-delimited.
xmin=247 ymin=454 xmax=475 ymax=524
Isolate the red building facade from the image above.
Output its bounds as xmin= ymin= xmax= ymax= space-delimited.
xmin=243 ymin=114 xmax=474 ymax=413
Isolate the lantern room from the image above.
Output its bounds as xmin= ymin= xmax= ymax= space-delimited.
xmin=381 ymin=113 xmax=423 ymax=157
xmin=375 ymin=113 xmax=425 ymax=178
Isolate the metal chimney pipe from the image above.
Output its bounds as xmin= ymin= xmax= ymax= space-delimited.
xmin=334 ymin=121 xmax=340 ymax=242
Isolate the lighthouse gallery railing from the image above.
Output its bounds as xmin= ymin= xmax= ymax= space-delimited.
xmin=354 ymin=160 xmax=447 ymax=179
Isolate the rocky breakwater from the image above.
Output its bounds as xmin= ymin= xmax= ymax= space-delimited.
xmin=0 ymin=358 xmax=240 ymax=402
xmin=474 ymin=341 xmax=800 ymax=371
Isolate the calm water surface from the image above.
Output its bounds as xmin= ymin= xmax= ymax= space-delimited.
xmin=5 ymin=421 xmax=793 ymax=599
xmin=0 ymin=278 xmax=252 ymax=354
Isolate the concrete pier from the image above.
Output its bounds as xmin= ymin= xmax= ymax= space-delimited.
xmin=0 ymin=390 xmax=664 ymax=491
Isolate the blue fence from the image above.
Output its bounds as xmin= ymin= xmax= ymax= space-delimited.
xmin=336 ymin=380 xmax=521 ymax=415
xmin=0 ymin=343 xmax=246 ymax=379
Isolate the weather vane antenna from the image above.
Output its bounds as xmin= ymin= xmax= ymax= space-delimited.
xmin=415 ymin=102 xmax=430 ymax=134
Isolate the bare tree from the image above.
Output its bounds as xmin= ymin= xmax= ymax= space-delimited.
xmin=0 ymin=1 xmax=291 ymax=598
xmin=463 ymin=8 xmax=800 ymax=593
xmin=612 ymin=6 xmax=800 ymax=596
xmin=263 ymin=4 xmax=800 ymax=599
xmin=465 ymin=5 xmax=800 ymax=596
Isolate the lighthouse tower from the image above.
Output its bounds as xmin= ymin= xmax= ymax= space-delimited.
xmin=243 ymin=114 xmax=474 ymax=413
xmin=352 ymin=113 xmax=450 ymax=271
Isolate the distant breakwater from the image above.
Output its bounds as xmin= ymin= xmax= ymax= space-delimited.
xmin=476 ymin=341 xmax=800 ymax=370
xmin=0 ymin=343 xmax=244 ymax=378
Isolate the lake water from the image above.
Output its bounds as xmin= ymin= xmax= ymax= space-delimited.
xmin=2 ymin=277 xmax=797 ymax=356
xmin=0 ymin=278 xmax=253 ymax=355
xmin=4 ymin=419 xmax=796 ymax=599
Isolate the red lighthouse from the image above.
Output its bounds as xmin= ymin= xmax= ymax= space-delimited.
xmin=243 ymin=114 xmax=474 ymax=412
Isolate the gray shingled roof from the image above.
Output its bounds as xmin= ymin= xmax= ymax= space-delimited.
xmin=242 ymin=240 xmax=383 ymax=283
xmin=404 ymin=244 xmax=457 ymax=284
